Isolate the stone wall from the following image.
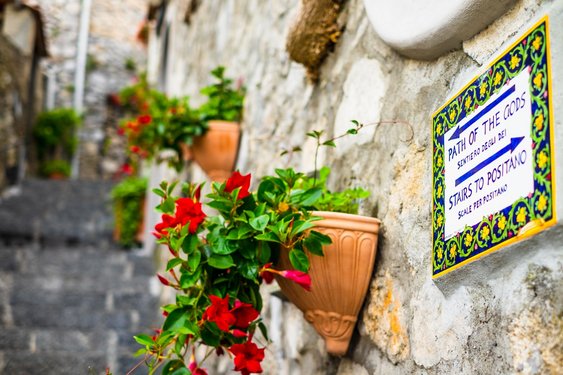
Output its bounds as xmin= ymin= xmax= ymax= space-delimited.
xmin=147 ymin=0 xmax=563 ymax=374
xmin=0 ymin=35 xmax=27 ymax=191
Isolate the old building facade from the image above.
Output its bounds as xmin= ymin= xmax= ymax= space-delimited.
xmin=144 ymin=0 xmax=563 ymax=374
xmin=0 ymin=0 xmax=48 ymax=192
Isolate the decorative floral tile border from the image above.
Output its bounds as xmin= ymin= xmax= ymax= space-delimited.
xmin=432 ymin=17 xmax=556 ymax=278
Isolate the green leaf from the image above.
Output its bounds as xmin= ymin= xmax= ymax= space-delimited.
xmin=240 ymin=262 xmax=259 ymax=280
xmin=255 ymin=232 xmax=281 ymax=243
xmin=257 ymin=242 xmax=271 ymax=264
xmin=294 ymin=187 xmax=322 ymax=206
xmin=258 ymin=322 xmax=269 ymax=341
xmin=152 ymin=188 xmax=166 ymax=198
xmin=209 ymin=234 xmax=237 ymax=255
xmin=289 ymin=249 xmax=310 ymax=272
xmin=162 ymin=360 xmax=186 ymax=375
xmin=160 ymin=197 xmax=176 ymax=214
xmin=208 ymin=254 xmax=235 ymax=269
xmin=303 ymin=236 xmax=323 ymax=256
xmin=249 ymin=214 xmax=269 ymax=231
xmin=346 ymin=128 xmax=358 ymax=135
xmin=171 ymin=366 xmax=190 ymax=375
xmin=187 ymin=250 xmax=201 ymax=271
xmin=179 ymin=268 xmax=201 ymax=288
xmin=350 ymin=119 xmax=359 ymax=126
xmin=167 ymin=181 xmax=179 ymax=195
xmin=176 ymin=295 xmax=197 ymax=306
xmin=291 ymin=220 xmax=315 ymax=236
xmin=163 ymin=309 xmax=187 ymax=331
xmin=310 ymin=230 xmax=332 ymax=244
xmin=322 ymin=140 xmax=336 ymax=147
xmin=182 ymin=234 xmax=200 ymax=254
xmin=166 ymin=258 xmax=183 ymax=271
xmin=133 ymin=334 xmax=154 ymax=347
xmin=200 ymin=323 xmax=221 ymax=346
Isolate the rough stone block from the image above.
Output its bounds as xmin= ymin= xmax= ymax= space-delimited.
xmin=0 ymin=329 xmax=29 ymax=351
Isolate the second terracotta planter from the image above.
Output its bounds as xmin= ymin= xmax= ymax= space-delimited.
xmin=191 ymin=120 xmax=241 ymax=181
xmin=275 ymin=211 xmax=381 ymax=356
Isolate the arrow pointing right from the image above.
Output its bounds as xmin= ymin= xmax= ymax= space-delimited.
xmin=455 ymin=136 xmax=525 ymax=187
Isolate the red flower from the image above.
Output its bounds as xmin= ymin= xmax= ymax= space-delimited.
xmin=202 ymin=295 xmax=235 ymax=332
xmin=225 ymin=171 xmax=251 ymax=200
xmin=154 ymin=214 xmax=177 ymax=237
xmin=138 ymin=114 xmax=152 ymax=124
xmin=188 ymin=362 xmax=208 ymax=375
xmin=120 ymin=163 xmax=133 ymax=175
xmin=231 ymin=300 xmax=259 ymax=329
xmin=280 ymin=270 xmax=311 ymax=291
xmin=117 ymin=127 xmax=125 ymax=136
xmin=129 ymin=145 xmax=140 ymax=154
xmin=230 ymin=340 xmax=265 ymax=375
xmin=175 ymin=198 xmax=206 ymax=234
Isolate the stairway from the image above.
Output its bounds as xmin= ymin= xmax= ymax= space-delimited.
xmin=0 ymin=179 xmax=162 ymax=375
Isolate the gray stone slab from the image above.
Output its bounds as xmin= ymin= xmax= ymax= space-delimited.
xmin=34 ymin=329 xmax=106 ymax=353
xmin=0 ymin=329 xmax=29 ymax=351
xmin=1 ymin=351 xmax=107 ymax=375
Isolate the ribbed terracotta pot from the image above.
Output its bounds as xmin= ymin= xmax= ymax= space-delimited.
xmin=275 ymin=211 xmax=381 ymax=356
xmin=191 ymin=120 xmax=240 ymax=181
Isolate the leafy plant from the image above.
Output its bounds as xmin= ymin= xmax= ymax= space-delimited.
xmin=33 ymin=108 xmax=81 ymax=177
xmin=199 ymin=66 xmax=245 ymax=122
xmin=111 ymin=176 xmax=147 ymax=248
xmin=39 ymin=159 xmax=71 ymax=178
xmin=132 ymin=169 xmax=332 ymax=374
xmin=125 ymin=57 xmax=137 ymax=72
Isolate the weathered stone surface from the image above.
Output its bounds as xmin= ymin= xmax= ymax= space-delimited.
xmin=362 ymin=270 xmax=410 ymax=363
xmin=146 ymin=0 xmax=563 ymax=374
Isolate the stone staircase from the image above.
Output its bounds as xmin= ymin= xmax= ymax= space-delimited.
xmin=0 ymin=179 xmax=162 ymax=375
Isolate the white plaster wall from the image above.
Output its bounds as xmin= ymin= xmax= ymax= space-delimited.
xmin=146 ymin=0 xmax=563 ymax=373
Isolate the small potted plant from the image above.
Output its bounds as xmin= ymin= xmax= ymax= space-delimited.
xmin=129 ymin=122 xmax=381 ymax=374
xmin=111 ymin=176 xmax=148 ymax=248
xmin=33 ymin=108 xmax=80 ymax=178
xmin=190 ymin=66 xmax=245 ymax=181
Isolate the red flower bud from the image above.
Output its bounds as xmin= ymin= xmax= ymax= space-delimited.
xmin=232 ymin=329 xmax=248 ymax=338
xmin=280 ymin=270 xmax=312 ymax=291
xmin=157 ymin=273 xmax=170 ymax=286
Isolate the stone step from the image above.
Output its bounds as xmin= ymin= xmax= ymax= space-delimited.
xmin=0 ymin=179 xmax=116 ymax=245
xmin=0 ymin=350 xmax=108 ymax=375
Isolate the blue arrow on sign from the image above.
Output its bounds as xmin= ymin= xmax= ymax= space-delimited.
xmin=448 ymin=85 xmax=516 ymax=141
xmin=455 ymin=136 xmax=525 ymax=186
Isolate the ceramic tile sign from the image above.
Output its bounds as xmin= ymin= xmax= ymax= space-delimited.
xmin=432 ymin=17 xmax=556 ymax=278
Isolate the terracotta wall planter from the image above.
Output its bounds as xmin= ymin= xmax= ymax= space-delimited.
xmin=191 ymin=120 xmax=241 ymax=181
xmin=275 ymin=211 xmax=381 ymax=356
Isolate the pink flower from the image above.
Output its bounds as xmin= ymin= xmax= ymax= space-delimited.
xmin=280 ymin=270 xmax=311 ymax=291
xmin=188 ymin=362 xmax=208 ymax=375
